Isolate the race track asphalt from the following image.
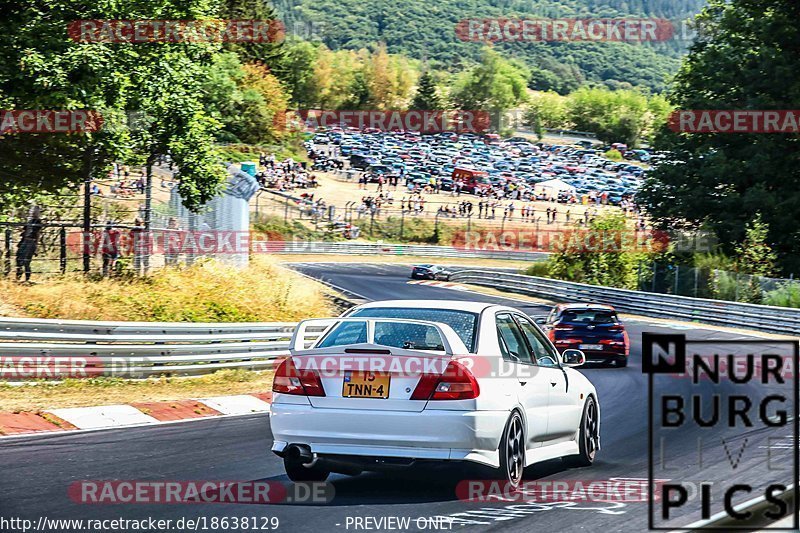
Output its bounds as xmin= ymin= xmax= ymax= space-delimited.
xmin=1 ymin=262 xmax=795 ymax=533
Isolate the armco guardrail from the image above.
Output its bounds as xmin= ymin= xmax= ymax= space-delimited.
xmin=450 ymin=270 xmax=800 ymax=336
xmin=0 ymin=318 xmax=324 ymax=380
xmin=270 ymin=241 xmax=547 ymax=261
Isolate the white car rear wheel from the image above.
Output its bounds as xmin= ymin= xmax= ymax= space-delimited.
xmin=498 ymin=411 xmax=525 ymax=489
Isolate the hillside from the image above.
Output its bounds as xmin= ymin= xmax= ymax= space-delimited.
xmin=274 ymin=0 xmax=705 ymax=93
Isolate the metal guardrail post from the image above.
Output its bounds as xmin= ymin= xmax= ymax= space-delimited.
xmin=59 ymin=226 xmax=67 ymax=275
xmin=674 ymin=264 xmax=680 ymax=295
xmin=3 ymin=228 xmax=10 ymax=276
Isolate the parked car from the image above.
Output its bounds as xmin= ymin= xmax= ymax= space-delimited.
xmin=451 ymin=167 xmax=492 ymax=194
xmin=350 ymin=153 xmax=380 ymax=170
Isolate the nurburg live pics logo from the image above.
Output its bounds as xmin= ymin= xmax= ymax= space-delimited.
xmin=643 ymin=333 xmax=799 ymax=530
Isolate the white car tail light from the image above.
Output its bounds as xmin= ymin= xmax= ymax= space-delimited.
xmin=410 ymin=360 xmax=480 ymax=401
xmin=272 ymin=357 xmax=326 ymax=397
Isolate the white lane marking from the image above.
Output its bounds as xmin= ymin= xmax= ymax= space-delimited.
xmin=440 ymin=500 xmax=629 ymax=526
xmin=196 ymin=395 xmax=271 ymax=415
xmin=47 ymin=405 xmax=159 ymax=430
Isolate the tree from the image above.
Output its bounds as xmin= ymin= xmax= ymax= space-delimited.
xmin=219 ymin=0 xmax=287 ymax=75
xmin=450 ymin=48 xmax=529 ymax=114
xmin=314 ymin=47 xmax=359 ymax=109
xmin=282 ymin=39 xmax=320 ymax=107
xmin=236 ymin=63 xmax=292 ymax=144
xmin=201 ymin=53 xmax=291 ymax=145
xmin=640 ymin=0 xmax=800 ymax=273
xmin=365 ymin=44 xmax=393 ymax=110
xmin=715 ymin=214 xmax=779 ymax=304
xmin=524 ymin=91 xmax=569 ymax=135
xmin=411 ymin=70 xmax=441 ymax=110
xmin=546 ymin=213 xmax=662 ymax=289
xmin=346 ymin=44 xmax=416 ymax=110
xmin=342 ymin=71 xmax=371 ymax=110
xmin=0 ymin=0 xmax=229 ymax=213
xmin=735 ymin=214 xmax=777 ymax=278
xmin=0 ymin=0 xmax=136 ymax=212
xmin=129 ymin=43 xmax=229 ymax=212
xmin=528 ymin=61 xmax=584 ymax=95
xmin=563 ymin=87 xmax=671 ymax=146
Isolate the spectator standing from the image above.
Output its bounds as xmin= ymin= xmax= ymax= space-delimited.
xmin=165 ymin=217 xmax=181 ymax=266
xmin=130 ymin=217 xmax=148 ymax=276
xmin=98 ymin=222 xmax=122 ymax=276
xmin=15 ymin=206 xmax=42 ymax=282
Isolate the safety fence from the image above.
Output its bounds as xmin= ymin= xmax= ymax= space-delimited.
xmin=449 ymin=270 xmax=800 ymax=336
xmin=256 ymin=188 xmax=619 ymax=232
xmin=644 ymin=260 xmax=799 ymax=305
xmin=269 ymin=241 xmax=547 ymax=261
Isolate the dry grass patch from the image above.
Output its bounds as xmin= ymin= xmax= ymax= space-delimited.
xmin=0 ymin=257 xmax=332 ymax=321
xmin=0 ymin=369 xmax=275 ymax=412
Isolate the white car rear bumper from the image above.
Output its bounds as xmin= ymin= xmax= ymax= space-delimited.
xmin=270 ymin=403 xmax=510 ymax=468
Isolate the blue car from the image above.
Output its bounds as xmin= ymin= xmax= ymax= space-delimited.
xmin=538 ymin=303 xmax=630 ymax=367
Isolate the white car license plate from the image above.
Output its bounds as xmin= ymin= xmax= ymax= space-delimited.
xmin=579 ymin=344 xmax=603 ymax=351
xmin=342 ymin=371 xmax=390 ymax=399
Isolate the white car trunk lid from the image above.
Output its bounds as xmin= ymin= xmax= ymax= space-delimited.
xmin=293 ymin=349 xmax=450 ymax=412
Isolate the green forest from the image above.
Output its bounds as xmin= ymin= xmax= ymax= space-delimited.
xmin=274 ymin=0 xmax=706 ymax=93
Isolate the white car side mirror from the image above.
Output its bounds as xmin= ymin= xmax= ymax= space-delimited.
xmin=562 ymin=349 xmax=586 ymax=367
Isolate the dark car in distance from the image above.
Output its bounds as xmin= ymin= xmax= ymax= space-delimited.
xmin=538 ymin=303 xmax=630 ymax=367
xmin=410 ymin=264 xmax=453 ymax=281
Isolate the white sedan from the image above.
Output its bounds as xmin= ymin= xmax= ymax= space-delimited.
xmin=270 ymin=300 xmax=600 ymax=487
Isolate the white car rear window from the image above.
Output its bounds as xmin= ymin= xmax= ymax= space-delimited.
xmin=316 ymin=320 xmax=446 ymax=351
xmin=348 ymin=307 xmax=478 ymax=352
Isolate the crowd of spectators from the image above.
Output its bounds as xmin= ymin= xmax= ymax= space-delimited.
xmin=256 ymin=153 xmax=319 ymax=192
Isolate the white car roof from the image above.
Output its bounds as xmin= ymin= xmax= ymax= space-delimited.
xmin=352 ymin=299 xmax=494 ymax=314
